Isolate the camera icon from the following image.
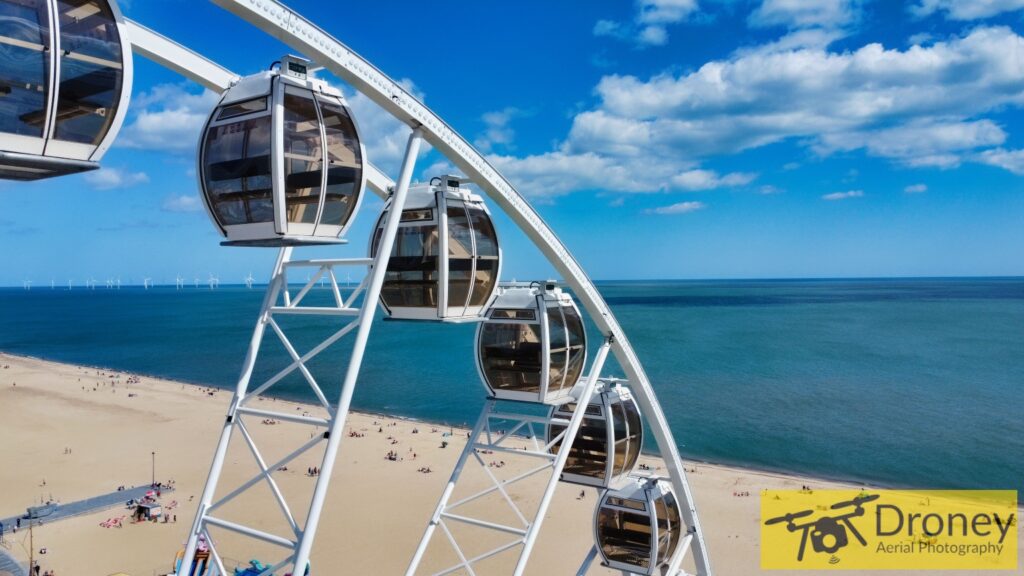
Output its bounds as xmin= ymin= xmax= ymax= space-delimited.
xmin=765 ymin=493 xmax=879 ymax=561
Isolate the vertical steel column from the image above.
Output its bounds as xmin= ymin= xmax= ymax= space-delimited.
xmin=180 ymin=247 xmax=293 ymax=574
xmin=512 ymin=341 xmax=611 ymax=576
xmin=290 ymin=127 xmax=423 ymax=573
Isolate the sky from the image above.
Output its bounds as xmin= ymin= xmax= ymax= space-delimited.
xmin=2 ymin=0 xmax=1024 ymax=286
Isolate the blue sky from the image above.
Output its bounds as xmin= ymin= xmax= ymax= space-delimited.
xmin=3 ymin=0 xmax=1024 ymax=286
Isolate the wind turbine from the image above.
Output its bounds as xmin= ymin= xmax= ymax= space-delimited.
xmin=116 ymin=276 xmax=121 ymax=290
xmin=207 ymin=273 xmax=219 ymax=290
xmin=244 ymin=273 xmax=254 ymax=289
xmin=176 ymin=275 xmax=184 ymax=290
xmin=67 ymin=279 xmax=72 ymax=291
xmin=106 ymin=278 xmax=113 ymax=289
xmin=143 ymin=277 xmax=153 ymax=290
xmin=88 ymin=277 xmax=97 ymax=290
xmin=194 ymin=277 xmax=200 ymax=289
xmin=50 ymin=279 xmax=55 ymax=290
xmin=22 ymin=280 xmax=32 ymax=291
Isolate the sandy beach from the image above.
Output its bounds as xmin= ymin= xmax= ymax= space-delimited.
xmin=0 ymin=352 xmax=1018 ymax=576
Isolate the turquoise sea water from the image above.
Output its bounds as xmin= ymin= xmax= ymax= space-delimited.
xmin=1 ymin=278 xmax=1021 ymax=493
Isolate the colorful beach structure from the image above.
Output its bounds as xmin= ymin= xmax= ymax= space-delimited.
xmin=0 ymin=1 xmax=711 ymax=574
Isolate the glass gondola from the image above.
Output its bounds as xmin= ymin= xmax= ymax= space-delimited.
xmin=476 ymin=282 xmax=586 ymax=404
xmin=547 ymin=380 xmax=642 ymax=488
xmin=0 ymin=0 xmax=132 ymax=180
xmin=198 ymin=56 xmax=365 ymax=246
xmin=370 ymin=175 xmax=500 ymax=321
xmin=595 ymin=476 xmax=685 ymax=575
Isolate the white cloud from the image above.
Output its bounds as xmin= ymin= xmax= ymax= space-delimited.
xmin=574 ymin=26 xmax=1024 ymax=172
xmin=118 ymin=84 xmax=220 ymax=153
xmin=647 ymin=200 xmax=707 ymax=214
xmin=475 ymin=107 xmax=523 ymax=152
xmin=594 ymin=0 xmax=698 ymax=47
xmin=636 ymin=0 xmax=699 ymax=25
xmin=822 ymin=190 xmax=863 ymax=200
xmin=975 ymin=148 xmax=1024 ymax=173
xmin=638 ymin=25 xmax=669 ymax=46
xmin=346 ymin=78 xmax=433 ymax=177
xmin=161 ymin=194 xmax=204 ymax=213
xmin=904 ymin=183 xmax=929 ymax=193
xmin=758 ymin=184 xmax=783 ymax=194
xmin=749 ymin=0 xmax=863 ymax=30
xmin=671 ymin=169 xmax=757 ymax=190
xmin=84 ymin=167 xmax=149 ymax=190
xmin=910 ymin=0 xmax=1024 ymax=20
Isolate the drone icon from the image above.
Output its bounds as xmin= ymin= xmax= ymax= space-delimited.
xmin=765 ymin=494 xmax=880 ymax=561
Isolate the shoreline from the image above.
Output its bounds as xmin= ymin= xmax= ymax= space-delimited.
xmin=0 ymin=351 xmax=913 ymax=494
xmin=0 ymin=351 xmax=1019 ymax=576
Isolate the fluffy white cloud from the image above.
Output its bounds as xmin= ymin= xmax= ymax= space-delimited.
xmin=671 ymin=169 xmax=757 ymax=190
xmin=574 ymin=26 xmax=1024 ymax=171
xmin=904 ymin=183 xmax=928 ymax=193
xmin=910 ymin=0 xmax=1024 ymax=20
xmin=594 ymin=0 xmax=698 ymax=46
xmin=822 ymin=190 xmax=863 ymax=200
xmin=636 ymin=0 xmax=699 ymax=24
xmin=118 ymin=84 xmax=220 ymax=153
xmin=749 ymin=0 xmax=863 ymax=29
xmin=346 ymin=78 xmax=432 ymax=177
xmin=647 ymin=201 xmax=707 ymax=214
xmin=84 ymin=167 xmax=149 ymax=190
xmin=975 ymin=148 xmax=1024 ymax=173
xmin=161 ymin=194 xmax=203 ymax=213
xmin=475 ymin=107 xmax=523 ymax=152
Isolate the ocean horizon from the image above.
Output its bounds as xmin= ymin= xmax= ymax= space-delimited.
xmin=2 ymin=277 xmax=1021 ymax=494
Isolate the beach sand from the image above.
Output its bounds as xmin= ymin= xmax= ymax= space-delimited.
xmin=0 ymin=353 xmax=1018 ymax=575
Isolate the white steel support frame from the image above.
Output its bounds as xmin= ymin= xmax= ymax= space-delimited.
xmin=123 ymin=2 xmax=711 ymax=574
xmin=406 ymin=341 xmax=611 ymax=576
xmin=171 ymin=129 xmax=423 ymax=575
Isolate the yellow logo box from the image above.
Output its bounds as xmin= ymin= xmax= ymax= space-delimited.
xmin=761 ymin=489 xmax=1017 ymax=570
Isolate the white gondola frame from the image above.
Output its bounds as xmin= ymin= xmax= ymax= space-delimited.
xmin=196 ymin=67 xmax=367 ymax=246
xmin=547 ymin=381 xmax=643 ymax=488
xmin=475 ymin=285 xmax=587 ymax=404
xmin=0 ymin=0 xmax=133 ymax=176
xmin=372 ymin=181 xmax=502 ymax=321
xmin=594 ymin=476 xmax=684 ymax=575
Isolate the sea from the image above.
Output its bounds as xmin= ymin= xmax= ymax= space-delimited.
xmin=1 ymin=278 xmax=1021 ymax=494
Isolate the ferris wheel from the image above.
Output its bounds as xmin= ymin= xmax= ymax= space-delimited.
xmin=0 ymin=1 xmax=712 ymax=575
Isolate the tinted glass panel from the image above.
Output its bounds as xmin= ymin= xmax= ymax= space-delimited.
xmin=54 ymin=0 xmax=123 ymax=145
xmin=549 ymin=405 xmax=609 ymax=480
xmin=479 ymin=322 xmax=543 ymax=394
xmin=283 ymin=90 xmax=322 ymax=225
xmin=447 ymin=202 xmax=472 ymax=309
xmin=598 ymin=508 xmax=652 ymax=569
xmin=401 ymin=208 xmax=432 ymax=222
xmin=490 ymin=309 xmax=535 ymax=320
xmin=203 ymin=115 xmax=273 ymax=226
xmin=0 ymin=0 xmax=49 ymax=137
xmin=467 ymin=206 xmax=498 ymax=307
xmin=547 ymin=306 xmax=568 ymax=394
xmin=655 ymin=492 xmax=681 ymax=565
xmin=620 ymin=398 xmax=642 ymax=476
xmin=218 ymin=97 xmax=266 ymax=120
xmin=377 ymin=224 xmax=439 ymax=309
xmin=319 ymin=99 xmax=362 ymax=228
xmin=563 ymin=305 xmax=586 ymax=389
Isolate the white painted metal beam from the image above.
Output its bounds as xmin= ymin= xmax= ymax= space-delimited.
xmin=208 ymin=1 xmax=712 ymax=573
